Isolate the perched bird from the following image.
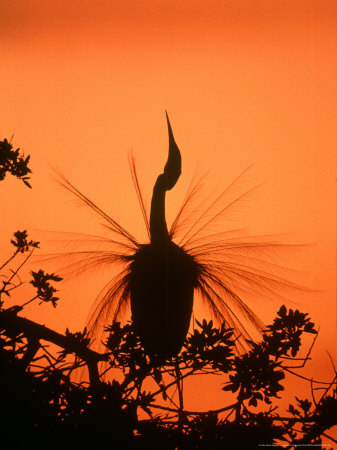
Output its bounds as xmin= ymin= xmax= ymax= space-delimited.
xmin=54 ymin=113 xmax=298 ymax=362
xmin=129 ymin=113 xmax=196 ymax=360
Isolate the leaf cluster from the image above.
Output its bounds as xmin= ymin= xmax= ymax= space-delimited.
xmin=10 ymin=230 xmax=40 ymax=253
xmin=30 ymin=269 xmax=62 ymax=307
xmin=182 ymin=319 xmax=234 ymax=372
xmin=0 ymin=231 xmax=336 ymax=449
xmin=0 ymin=138 xmax=32 ymax=187
xmin=263 ymin=304 xmax=317 ymax=358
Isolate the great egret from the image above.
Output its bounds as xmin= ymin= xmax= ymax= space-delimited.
xmin=54 ymin=113 xmax=298 ymax=362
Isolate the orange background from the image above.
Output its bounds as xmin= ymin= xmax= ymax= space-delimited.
xmin=1 ymin=0 xmax=336 ymax=419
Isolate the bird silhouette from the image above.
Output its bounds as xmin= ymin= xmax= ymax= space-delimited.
xmin=129 ymin=113 xmax=196 ymax=360
xmin=52 ymin=113 xmax=300 ymax=362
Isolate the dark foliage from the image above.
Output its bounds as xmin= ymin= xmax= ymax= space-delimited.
xmin=0 ymin=141 xmax=335 ymax=448
xmin=0 ymin=232 xmax=336 ymax=449
xmin=0 ymin=138 xmax=32 ymax=187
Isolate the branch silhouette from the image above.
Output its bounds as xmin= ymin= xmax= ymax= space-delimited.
xmin=1 ymin=136 xmax=336 ymax=448
xmin=0 ymin=236 xmax=336 ymax=448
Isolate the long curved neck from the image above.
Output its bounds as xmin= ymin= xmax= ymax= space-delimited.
xmin=150 ymin=175 xmax=169 ymax=244
xmin=149 ymin=112 xmax=181 ymax=245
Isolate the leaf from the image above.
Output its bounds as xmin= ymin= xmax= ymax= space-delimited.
xmin=222 ymin=383 xmax=235 ymax=392
xmin=288 ymin=404 xmax=300 ymax=416
xmin=23 ymin=179 xmax=32 ymax=188
xmin=278 ymin=305 xmax=287 ymax=317
xmin=153 ymin=368 xmax=163 ymax=385
xmin=249 ymin=397 xmax=257 ymax=407
xmin=303 ymin=322 xmax=317 ymax=334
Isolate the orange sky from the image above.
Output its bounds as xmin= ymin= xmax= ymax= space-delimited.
xmin=1 ymin=0 xmax=336 ymax=418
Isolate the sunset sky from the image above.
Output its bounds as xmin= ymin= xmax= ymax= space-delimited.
xmin=1 ymin=0 xmax=336 ymax=416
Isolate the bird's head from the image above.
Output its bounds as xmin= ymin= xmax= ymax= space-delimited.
xmin=162 ymin=111 xmax=181 ymax=191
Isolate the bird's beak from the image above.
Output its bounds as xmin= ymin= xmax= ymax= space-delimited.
xmin=163 ymin=111 xmax=182 ymax=190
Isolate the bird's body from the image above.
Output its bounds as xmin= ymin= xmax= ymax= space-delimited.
xmin=128 ymin=113 xmax=196 ymax=360
xmin=53 ymin=112 xmax=300 ymax=363
xmin=130 ymin=240 xmax=196 ymax=361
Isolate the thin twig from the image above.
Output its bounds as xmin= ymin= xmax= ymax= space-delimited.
xmin=21 ymin=295 xmax=39 ymax=308
xmin=0 ymin=250 xmax=18 ymax=271
xmin=148 ymin=401 xmax=238 ymax=416
xmin=283 ymin=330 xmax=319 ymax=369
xmin=3 ymin=250 xmax=34 ymax=288
xmin=322 ymin=432 xmax=337 ymax=444
xmin=284 ymin=367 xmax=332 ymax=385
